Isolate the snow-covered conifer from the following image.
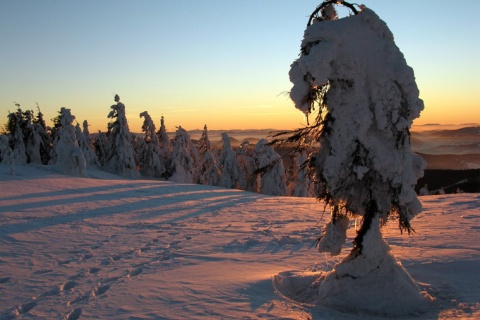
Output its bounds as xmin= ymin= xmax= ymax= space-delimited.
xmin=94 ymin=131 xmax=111 ymax=167
xmin=75 ymin=120 xmax=99 ymax=168
xmin=291 ymin=151 xmax=314 ymax=197
xmin=23 ymin=110 xmax=43 ymax=164
xmin=156 ymin=115 xmax=172 ymax=176
xmin=105 ymin=95 xmax=139 ymax=178
xmin=237 ymin=141 xmax=256 ymax=192
xmin=32 ymin=106 xmax=51 ymax=165
xmin=52 ymin=107 xmax=86 ymax=176
xmin=138 ymin=111 xmax=165 ymax=177
xmin=0 ymin=135 xmax=13 ymax=164
xmin=254 ymin=139 xmax=287 ymax=196
xmin=276 ymin=2 xmax=431 ymax=314
xmin=168 ymin=126 xmax=199 ymax=183
xmin=218 ymin=133 xmax=245 ymax=189
xmin=198 ymin=124 xmax=220 ymax=185
xmin=6 ymin=108 xmax=27 ymax=164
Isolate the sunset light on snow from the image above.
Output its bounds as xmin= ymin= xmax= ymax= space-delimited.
xmin=1 ymin=0 xmax=479 ymax=132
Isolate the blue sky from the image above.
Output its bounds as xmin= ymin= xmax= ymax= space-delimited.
xmin=1 ymin=1 xmax=479 ymax=132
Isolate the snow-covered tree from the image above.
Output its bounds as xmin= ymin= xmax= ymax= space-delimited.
xmin=168 ymin=126 xmax=199 ymax=183
xmin=218 ymin=133 xmax=245 ymax=189
xmin=52 ymin=107 xmax=86 ymax=176
xmin=32 ymin=106 xmax=51 ymax=165
xmin=6 ymin=108 xmax=27 ymax=164
xmin=138 ymin=111 xmax=165 ymax=177
xmin=290 ymin=151 xmax=314 ymax=197
xmin=22 ymin=110 xmax=43 ymax=164
xmin=237 ymin=141 xmax=256 ymax=192
xmin=157 ymin=115 xmax=172 ymax=176
xmin=75 ymin=120 xmax=99 ymax=168
xmin=254 ymin=139 xmax=287 ymax=196
xmin=0 ymin=135 xmax=13 ymax=164
xmin=105 ymin=95 xmax=139 ymax=178
xmin=93 ymin=131 xmax=110 ymax=167
xmin=278 ymin=2 xmax=431 ymax=314
xmin=198 ymin=124 xmax=220 ymax=185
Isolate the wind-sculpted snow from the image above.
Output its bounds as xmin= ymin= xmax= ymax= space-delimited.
xmin=0 ymin=164 xmax=479 ymax=319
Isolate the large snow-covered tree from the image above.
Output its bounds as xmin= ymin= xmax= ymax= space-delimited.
xmin=274 ymin=2 xmax=431 ymax=315
xmin=105 ymin=95 xmax=139 ymax=178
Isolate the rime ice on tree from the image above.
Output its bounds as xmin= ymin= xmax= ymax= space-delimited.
xmin=274 ymin=2 xmax=432 ymax=315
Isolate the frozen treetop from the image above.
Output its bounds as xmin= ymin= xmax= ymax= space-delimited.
xmin=289 ymin=6 xmax=425 ymax=225
xmin=290 ymin=7 xmax=423 ymax=127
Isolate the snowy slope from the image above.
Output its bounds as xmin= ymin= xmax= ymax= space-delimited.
xmin=0 ymin=164 xmax=478 ymax=319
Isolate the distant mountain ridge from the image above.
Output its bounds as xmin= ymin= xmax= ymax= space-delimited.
xmin=161 ymin=126 xmax=480 ymax=170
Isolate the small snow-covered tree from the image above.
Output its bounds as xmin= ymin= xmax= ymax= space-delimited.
xmin=218 ymin=133 xmax=245 ymax=189
xmin=274 ymin=2 xmax=431 ymax=315
xmin=198 ymin=124 xmax=220 ymax=186
xmin=138 ymin=111 xmax=165 ymax=177
xmin=23 ymin=110 xmax=43 ymax=164
xmin=254 ymin=139 xmax=287 ymax=196
xmin=0 ymin=135 xmax=13 ymax=164
xmin=93 ymin=131 xmax=111 ymax=167
xmin=168 ymin=126 xmax=199 ymax=183
xmin=105 ymin=95 xmax=139 ymax=178
xmin=157 ymin=115 xmax=172 ymax=177
xmin=237 ymin=141 xmax=256 ymax=192
xmin=291 ymin=151 xmax=314 ymax=197
xmin=6 ymin=108 xmax=27 ymax=164
xmin=75 ymin=120 xmax=99 ymax=168
xmin=32 ymin=106 xmax=51 ymax=165
xmin=52 ymin=107 xmax=86 ymax=176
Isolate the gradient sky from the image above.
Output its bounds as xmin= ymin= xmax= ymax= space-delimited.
xmin=1 ymin=0 xmax=479 ymax=133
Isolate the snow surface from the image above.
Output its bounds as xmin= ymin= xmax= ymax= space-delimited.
xmin=0 ymin=164 xmax=478 ymax=319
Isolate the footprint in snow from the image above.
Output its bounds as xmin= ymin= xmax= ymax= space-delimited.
xmin=93 ymin=284 xmax=110 ymax=296
xmin=88 ymin=267 xmax=101 ymax=274
xmin=62 ymin=281 xmax=77 ymax=291
xmin=17 ymin=301 xmax=37 ymax=315
xmin=65 ymin=307 xmax=82 ymax=320
xmin=0 ymin=276 xmax=10 ymax=283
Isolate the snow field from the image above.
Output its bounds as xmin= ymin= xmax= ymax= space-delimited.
xmin=0 ymin=165 xmax=479 ymax=319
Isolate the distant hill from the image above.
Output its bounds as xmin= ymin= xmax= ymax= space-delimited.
xmin=417 ymin=153 xmax=480 ymax=170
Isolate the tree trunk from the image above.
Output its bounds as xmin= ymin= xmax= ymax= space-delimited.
xmin=315 ymin=215 xmax=432 ymax=315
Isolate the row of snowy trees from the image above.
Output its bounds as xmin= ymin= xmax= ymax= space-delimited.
xmin=1 ymin=96 xmax=315 ymax=197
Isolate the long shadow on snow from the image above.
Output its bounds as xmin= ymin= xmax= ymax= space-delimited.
xmin=0 ymin=183 xmax=262 ymax=236
xmin=0 ymin=182 xmax=248 ymax=213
